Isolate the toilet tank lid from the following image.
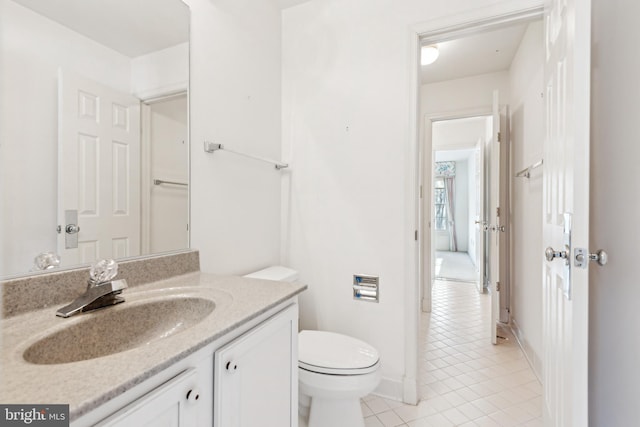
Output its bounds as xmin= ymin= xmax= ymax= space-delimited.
xmin=298 ymin=330 xmax=379 ymax=372
xmin=243 ymin=266 xmax=299 ymax=282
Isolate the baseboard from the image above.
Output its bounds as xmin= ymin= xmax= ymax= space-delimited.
xmin=372 ymin=376 xmax=405 ymax=402
xmin=510 ymin=318 xmax=543 ymax=382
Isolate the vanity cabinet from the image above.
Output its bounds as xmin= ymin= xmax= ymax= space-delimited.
xmin=96 ymin=358 xmax=212 ymax=427
xmin=88 ymin=303 xmax=298 ymax=427
xmin=214 ymin=304 xmax=298 ymax=427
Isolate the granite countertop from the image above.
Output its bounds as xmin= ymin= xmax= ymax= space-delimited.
xmin=0 ymin=271 xmax=306 ymax=420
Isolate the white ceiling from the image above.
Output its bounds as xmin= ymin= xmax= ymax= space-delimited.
xmin=421 ymin=23 xmax=529 ymax=84
xmin=13 ymin=0 xmax=189 ymax=57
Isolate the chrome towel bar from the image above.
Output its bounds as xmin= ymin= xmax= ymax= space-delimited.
xmin=515 ymin=159 xmax=543 ymax=178
xmin=203 ymin=141 xmax=289 ymax=170
xmin=154 ymin=179 xmax=188 ymax=187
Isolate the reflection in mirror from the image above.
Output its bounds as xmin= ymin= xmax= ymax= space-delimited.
xmin=0 ymin=0 xmax=190 ymax=278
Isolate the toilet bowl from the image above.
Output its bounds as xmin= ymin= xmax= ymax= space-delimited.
xmin=244 ymin=266 xmax=382 ymax=427
xmin=298 ymin=330 xmax=380 ymax=427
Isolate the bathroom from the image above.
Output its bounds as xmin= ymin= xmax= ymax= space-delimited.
xmin=1 ymin=0 xmax=639 ymax=426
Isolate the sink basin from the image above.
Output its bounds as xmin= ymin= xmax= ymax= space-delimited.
xmin=23 ymin=296 xmax=215 ymax=365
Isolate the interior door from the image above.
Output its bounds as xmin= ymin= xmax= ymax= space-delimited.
xmin=57 ymin=69 xmax=141 ymax=265
xmin=474 ymin=138 xmax=485 ymax=294
xmin=488 ymin=90 xmax=501 ymax=345
xmin=542 ymin=0 xmax=590 ymax=425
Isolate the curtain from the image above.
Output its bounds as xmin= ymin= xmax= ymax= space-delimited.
xmin=444 ymin=176 xmax=458 ymax=252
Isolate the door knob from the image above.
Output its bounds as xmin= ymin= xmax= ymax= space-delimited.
xmin=65 ymin=224 xmax=80 ymax=234
xmin=545 ymin=246 xmax=569 ymax=262
xmin=574 ymin=248 xmax=608 ymax=267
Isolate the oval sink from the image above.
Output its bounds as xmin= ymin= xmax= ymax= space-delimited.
xmin=23 ymin=296 xmax=215 ymax=365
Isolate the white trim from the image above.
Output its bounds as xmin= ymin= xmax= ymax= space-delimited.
xmin=374 ymin=377 xmax=405 ymax=402
xmin=140 ymin=103 xmax=152 ymax=254
xmin=403 ymin=25 xmax=421 ymax=406
xmin=406 ymin=0 xmax=544 ymax=406
xmin=134 ymin=81 xmax=188 ymax=103
xmin=510 ymin=318 xmax=543 ymax=382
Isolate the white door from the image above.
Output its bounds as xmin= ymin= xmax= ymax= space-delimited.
xmin=488 ymin=90 xmax=501 ymax=345
xmin=57 ymin=69 xmax=141 ymax=265
xmin=542 ymin=0 xmax=590 ymax=425
xmin=474 ymin=138 xmax=485 ymax=294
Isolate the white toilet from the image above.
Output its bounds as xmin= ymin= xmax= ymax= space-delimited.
xmin=244 ymin=266 xmax=381 ymax=427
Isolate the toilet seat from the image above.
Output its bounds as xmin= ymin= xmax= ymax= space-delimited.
xmin=299 ymin=330 xmax=380 ymax=375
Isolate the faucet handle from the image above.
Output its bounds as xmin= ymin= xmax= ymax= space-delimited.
xmin=89 ymin=259 xmax=118 ymax=285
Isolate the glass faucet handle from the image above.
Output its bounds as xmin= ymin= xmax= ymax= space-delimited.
xmin=89 ymin=259 xmax=118 ymax=284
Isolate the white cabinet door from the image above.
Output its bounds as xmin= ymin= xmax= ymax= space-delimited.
xmin=214 ymin=304 xmax=298 ymax=427
xmin=96 ymin=369 xmax=205 ymax=427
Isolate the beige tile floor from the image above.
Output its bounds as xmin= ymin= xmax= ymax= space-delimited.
xmin=361 ymin=280 xmax=543 ymax=427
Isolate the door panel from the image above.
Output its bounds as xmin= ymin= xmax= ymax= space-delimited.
xmin=542 ymin=0 xmax=591 ymax=424
xmin=58 ymin=69 xmax=141 ymax=265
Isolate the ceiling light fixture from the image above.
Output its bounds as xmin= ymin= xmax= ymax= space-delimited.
xmin=421 ymin=45 xmax=439 ymax=65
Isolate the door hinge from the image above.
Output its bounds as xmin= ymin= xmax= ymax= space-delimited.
xmin=420 ymin=185 xmax=423 ymax=199
xmin=497 ymin=131 xmax=501 ymax=142
xmin=496 ymin=281 xmax=501 ymax=292
xmin=415 ymin=230 xmax=418 ymax=241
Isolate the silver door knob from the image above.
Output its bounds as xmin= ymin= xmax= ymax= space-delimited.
xmin=575 ymin=248 xmax=608 ymax=267
xmin=65 ymin=224 xmax=80 ymax=234
xmin=545 ymin=246 xmax=568 ymax=262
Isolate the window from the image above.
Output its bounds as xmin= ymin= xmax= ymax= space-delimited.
xmin=434 ymin=178 xmax=447 ymax=231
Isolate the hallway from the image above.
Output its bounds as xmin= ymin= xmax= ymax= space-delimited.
xmin=362 ymin=280 xmax=542 ymax=426
xmin=435 ymin=251 xmax=478 ymax=282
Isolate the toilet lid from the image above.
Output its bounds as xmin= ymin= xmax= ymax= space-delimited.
xmin=298 ymin=330 xmax=380 ymax=375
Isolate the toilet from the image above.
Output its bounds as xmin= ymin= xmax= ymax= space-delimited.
xmin=244 ymin=266 xmax=381 ymax=427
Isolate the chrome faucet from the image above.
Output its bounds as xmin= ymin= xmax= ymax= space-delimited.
xmin=56 ymin=259 xmax=128 ymax=318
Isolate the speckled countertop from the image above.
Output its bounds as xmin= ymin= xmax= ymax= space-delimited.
xmin=0 ymin=271 xmax=306 ymax=420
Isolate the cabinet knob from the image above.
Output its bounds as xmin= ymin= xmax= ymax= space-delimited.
xmin=225 ymin=361 xmax=238 ymax=372
xmin=186 ymin=388 xmax=200 ymax=403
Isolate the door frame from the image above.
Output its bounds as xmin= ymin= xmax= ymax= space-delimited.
xmin=424 ymin=109 xmax=492 ymax=314
xmin=404 ymin=0 xmax=544 ymax=405
xmin=140 ymin=90 xmax=189 ymax=254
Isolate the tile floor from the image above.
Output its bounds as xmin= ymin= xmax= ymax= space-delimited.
xmin=361 ymin=280 xmax=543 ymax=427
xmin=435 ymin=251 xmax=478 ymax=283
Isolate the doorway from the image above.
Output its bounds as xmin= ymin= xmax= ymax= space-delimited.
xmin=414 ymin=7 xmax=545 ymax=406
xmin=431 ymin=117 xmax=488 ymax=286
xmin=141 ymin=93 xmax=189 ymax=254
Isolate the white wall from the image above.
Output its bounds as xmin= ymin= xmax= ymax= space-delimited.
xmin=0 ymin=0 xmax=131 ymax=276
xmin=131 ymin=43 xmax=189 ymax=99
xmin=590 ymin=1 xmax=640 ymax=424
xmin=422 ymin=71 xmax=510 ymax=116
xmin=281 ymin=0 xmax=537 ymax=400
xmin=507 ymin=21 xmax=544 ymax=379
xmin=187 ymin=0 xmax=282 ymax=275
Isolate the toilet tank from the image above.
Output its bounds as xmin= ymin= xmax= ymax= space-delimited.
xmin=243 ymin=266 xmax=299 ymax=283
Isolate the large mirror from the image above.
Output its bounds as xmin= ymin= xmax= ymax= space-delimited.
xmin=0 ymin=0 xmax=190 ymax=278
